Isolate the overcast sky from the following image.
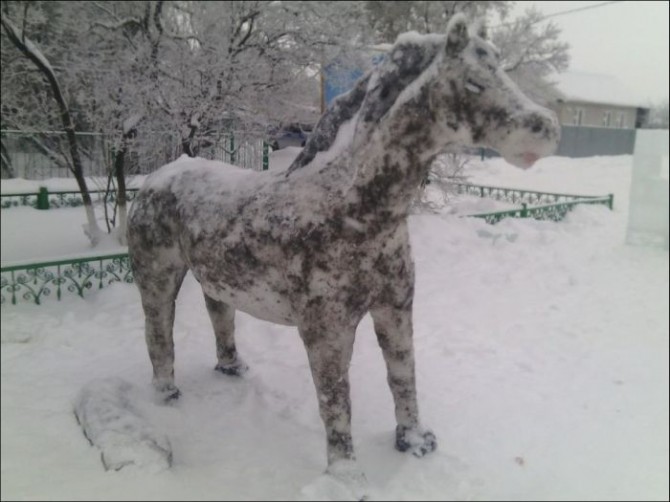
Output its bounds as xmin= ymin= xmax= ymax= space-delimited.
xmin=507 ymin=1 xmax=669 ymax=106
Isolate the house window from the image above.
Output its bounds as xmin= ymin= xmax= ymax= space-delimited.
xmin=603 ymin=110 xmax=612 ymax=127
xmin=572 ymin=108 xmax=584 ymax=126
xmin=616 ymin=112 xmax=626 ymax=128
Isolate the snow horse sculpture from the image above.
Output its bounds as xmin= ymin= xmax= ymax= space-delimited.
xmin=127 ymin=14 xmax=559 ymax=494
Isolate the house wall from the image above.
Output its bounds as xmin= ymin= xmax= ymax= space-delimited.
xmin=554 ymin=102 xmax=637 ymax=129
xmin=555 ymin=126 xmax=637 ymax=157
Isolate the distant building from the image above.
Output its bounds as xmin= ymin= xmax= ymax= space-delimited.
xmin=550 ymin=71 xmax=648 ymax=129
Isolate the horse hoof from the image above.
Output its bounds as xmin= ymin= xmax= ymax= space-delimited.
xmin=163 ymin=388 xmax=181 ymax=402
xmin=395 ymin=425 xmax=437 ymax=457
xmin=214 ymin=359 xmax=249 ymax=377
xmin=153 ymin=382 xmax=181 ymax=403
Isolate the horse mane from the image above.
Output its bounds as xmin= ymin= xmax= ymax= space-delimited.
xmin=286 ymin=33 xmax=445 ymax=175
xmin=286 ymin=72 xmax=372 ymax=175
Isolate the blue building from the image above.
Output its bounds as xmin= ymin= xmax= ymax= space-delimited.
xmin=322 ymin=51 xmax=387 ymax=108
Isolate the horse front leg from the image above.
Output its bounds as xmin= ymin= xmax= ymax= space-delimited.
xmin=300 ymin=324 xmax=356 ymax=464
xmin=299 ymin=322 xmax=367 ymax=495
xmin=370 ymin=303 xmax=437 ymax=457
xmin=203 ymin=293 xmax=248 ymax=376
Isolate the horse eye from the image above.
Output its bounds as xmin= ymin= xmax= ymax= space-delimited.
xmin=465 ymin=79 xmax=485 ymax=94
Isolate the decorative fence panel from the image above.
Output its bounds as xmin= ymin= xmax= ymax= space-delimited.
xmin=0 ymin=192 xmax=39 ymax=209
xmin=1 ymin=188 xmax=140 ymax=210
xmin=447 ymin=182 xmax=614 ymax=224
xmin=468 ymin=198 xmax=614 ymax=224
xmin=1 ymin=253 xmax=133 ymax=306
xmin=448 ymin=181 xmax=612 ymax=206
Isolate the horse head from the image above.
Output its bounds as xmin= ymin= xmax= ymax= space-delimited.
xmin=427 ymin=14 xmax=560 ymax=168
xmin=290 ymin=15 xmax=559 ymax=177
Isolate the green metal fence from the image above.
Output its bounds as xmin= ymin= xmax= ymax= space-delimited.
xmin=467 ymin=197 xmax=614 ymax=224
xmin=448 ymin=182 xmax=614 ymax=224
xmin=1 ymin=253 xmax=133 ymax=306
xmin=0 ymin=188 xmax=140 ymax=210
xmin=448 ymin=181 xmax=613 ymax=206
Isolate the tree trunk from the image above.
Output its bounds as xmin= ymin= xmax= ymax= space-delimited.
xmin=2 ymin=16 xmax=102 ymax=245
xmin=113 ymin=138 xmax=129 ymax=245
xmin=0 ymin=140 xmax=16 ymax=179
xmin=181 ymin=124 xmax=199 ymax=157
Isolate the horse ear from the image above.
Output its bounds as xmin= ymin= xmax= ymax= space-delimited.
xmin=446 ymin=14 xmax=470 ymax=55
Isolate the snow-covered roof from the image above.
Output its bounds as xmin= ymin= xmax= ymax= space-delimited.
xmin=552 ymin=71 xmax=642 ymax=108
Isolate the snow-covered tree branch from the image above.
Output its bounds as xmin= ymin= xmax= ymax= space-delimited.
xmin=491 ymin=6 xmax=569 ymax=104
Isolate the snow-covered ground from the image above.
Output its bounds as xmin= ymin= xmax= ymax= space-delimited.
xmin=1 ymin=152 xmax=668 ymax=500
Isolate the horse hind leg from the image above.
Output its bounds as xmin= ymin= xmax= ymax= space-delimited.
xmin=134 ymin=256 xmax=188 ymax=402
xmin=203 ymin=293 xmax=248 ymax=376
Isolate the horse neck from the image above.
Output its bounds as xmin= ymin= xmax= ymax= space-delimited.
xmin=343 ymin=96 xmax=443 ymax=222
xmin=296 ymin=36 xmax=448 ymax=222
xmin=343 ymin=40 xmax=449 ymax=221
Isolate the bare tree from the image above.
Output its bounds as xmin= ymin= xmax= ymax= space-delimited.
xmin=1 ymin=4 xmax=103 ymax=245
xmin=1 ymin=1 xmax=369 ymax=245
xmin=79 ymin=1 xmax=370 ymax=157
xmin=1 ymin=139 xmax=15 ymax=179
xmin=491 ymin=6 xmax=569 ymax=105
xmin=144 ymin=1 xmax=370 ymax=157
xmin=363 ymin=1 xmax=510 ymax=43
xmin=363 ymin=2 xmax=569 ymax=105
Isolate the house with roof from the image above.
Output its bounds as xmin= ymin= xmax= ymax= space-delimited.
xmin=551 ymin=71 xmax=647 ymax=130
xmin=541 ymin=71 xmax=650 ymax=157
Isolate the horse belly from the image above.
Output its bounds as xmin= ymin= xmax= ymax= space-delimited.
xmin=199 ymin=278 xmax=296 ymax=327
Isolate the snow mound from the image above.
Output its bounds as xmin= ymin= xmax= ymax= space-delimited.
xmin=73 ymin=377 xmax=172 ymax=472
xmin=299 ymin=460 xmax=369 ymax=501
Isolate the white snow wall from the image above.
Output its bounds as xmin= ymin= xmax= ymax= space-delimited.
xmin=626 ymin=129 xmax=669 ymax=249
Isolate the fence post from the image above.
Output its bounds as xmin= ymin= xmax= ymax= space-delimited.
xmin=37 ymin=187 xmax=50 ymax=210
xmin=262 ymin=141 xmax=269 ymax=171
xmin=521 ymin=203 xmax=528 ymax=218
xmin=229 ymin=133 xmax=236 ymax=164
xmin=608 ymin=193 xmax=614 ymax=210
